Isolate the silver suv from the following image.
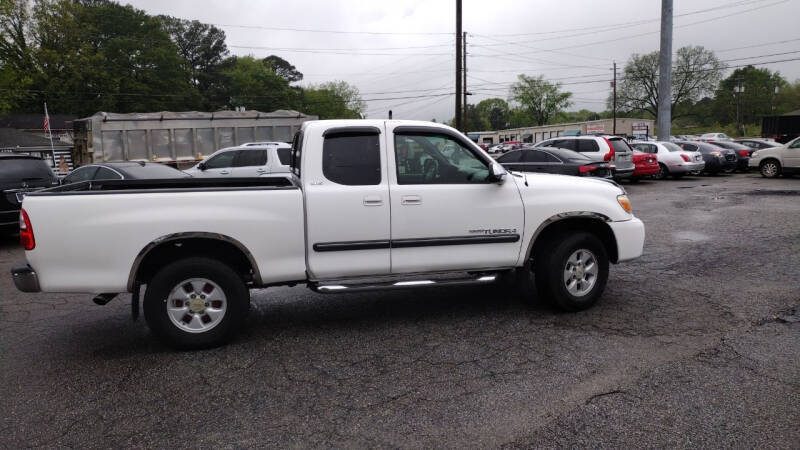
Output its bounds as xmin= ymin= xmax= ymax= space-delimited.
xmin=534 ymin=136 xmax=635 ymax=179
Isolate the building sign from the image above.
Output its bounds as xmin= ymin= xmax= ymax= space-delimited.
xmin=587 ymin=123 xmax=605 ymax=133
xmin=632 ymin=122 xmax=649 ymax=133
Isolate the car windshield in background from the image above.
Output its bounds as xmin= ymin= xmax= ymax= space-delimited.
xmin=121 ymin=164 xmax=191 ymax=179
xmin=609 ymin=139 xmax=632 ymax=153
xmin=662 ymin=142 xmax=684 ymax=152
xmin=0 ymin=157 xmax=55 ymax=182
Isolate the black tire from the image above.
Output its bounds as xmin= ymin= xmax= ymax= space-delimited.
xmin=144 ymin=257 xmax=250 ymax=349
xmin=655 ymin=163 xmax=668 ymax=180
xmin=532 ymin=232 xmax=609 ymax=312
xmin=760 ymin=159 xmax=781 ymax=178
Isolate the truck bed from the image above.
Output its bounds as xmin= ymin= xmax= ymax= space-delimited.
xmin=21 ymin=176 xmax=306 ymax=293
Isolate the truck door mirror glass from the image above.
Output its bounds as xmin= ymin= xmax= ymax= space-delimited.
xmin=489 ymin=163 xmax=507 ymax=182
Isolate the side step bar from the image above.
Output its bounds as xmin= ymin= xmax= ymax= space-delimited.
xmin=310 ymin=273 xmax=499 ymax=294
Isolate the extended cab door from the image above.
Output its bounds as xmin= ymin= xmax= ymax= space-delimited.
xmin=387 ymin=125 xmax=524 ymax=274
xmin=303 ymin=125 xmax=391 ymax=279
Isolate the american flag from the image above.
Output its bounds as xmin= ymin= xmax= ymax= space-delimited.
xmin=43 ymin=103 xmax=51 ymax=134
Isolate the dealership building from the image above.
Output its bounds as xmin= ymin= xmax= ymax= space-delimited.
xmin=467 ymin=118 xmax=655 ymax=146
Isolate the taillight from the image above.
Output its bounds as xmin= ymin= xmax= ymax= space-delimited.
xmin=602 ymin=137 xmax=615 ymax=162
xmin=680 ymin=154 xmax=690 ymax=162
xmin=739 ymin=150 xmax=749 ymax=157
xmin=20 ymin=209 xmax=35 ymax=250
xmin=579 ymin=165 xmax=598 ymax=173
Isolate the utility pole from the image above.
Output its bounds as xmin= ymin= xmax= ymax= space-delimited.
xmin=463 ymin=31 xmax=468 ymax=131
xmin=657 ymin=0 xmax=673 ymax=141
xmin=455 ymin=0 xmax=462 ymax=131
xmin=734 ymin=79 xmax=744 ymax=136
xmin=612 ymin=61 xmax=617 ymax=135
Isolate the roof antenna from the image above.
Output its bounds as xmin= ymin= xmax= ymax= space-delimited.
xmin=388 ymin=110 xmax=392 ymax=120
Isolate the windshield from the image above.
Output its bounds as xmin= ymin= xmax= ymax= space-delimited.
xmin=662 ymin=142 xmax=684 ymax=152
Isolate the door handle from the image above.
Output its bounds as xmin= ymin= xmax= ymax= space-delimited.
xmin=256 ymin=168 xmax=266 ymax=173
xmin=401 ymin=195 xmax=422 ymax=205
xmin=363 ymin=196 xmax=383 ymax=206
xmin=219 ymin=170 xmax=230 ymax=175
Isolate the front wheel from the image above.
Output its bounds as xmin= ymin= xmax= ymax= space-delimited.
xmin=760 ymin=160 xmax=781 ymax=178
xmin=144 ymin=257 xmax=250 ymax=349
xmin=532 ymin=232 xmax=609 ymax=311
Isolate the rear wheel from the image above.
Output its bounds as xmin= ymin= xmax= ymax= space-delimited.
xmin=655 ymin=163 xmax=668 ymax=180
xmin=529 ymin=232 xmax=609 ymax=311
xmin=760 ymin=160 xmax=781 ymax=178
xmin=144 ymin=257 xmax=250 ymax=349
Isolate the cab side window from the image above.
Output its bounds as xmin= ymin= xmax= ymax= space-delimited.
xmin=395 ymin=134 xmax=489 ymax=184
xmin=94 ymin=167 xmax=122 ymax=180
xmin=322 ymin=132 xmax=381 ymax=186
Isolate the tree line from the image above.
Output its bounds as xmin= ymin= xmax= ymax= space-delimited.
xmin=0 ymin=0 xmax=364 ymax=118
xmin=458 ymin=45 xmax=799 ymax=136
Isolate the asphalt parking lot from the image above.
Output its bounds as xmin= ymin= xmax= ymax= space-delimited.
xmin=1 ymin=172 xmax=798 ymax=448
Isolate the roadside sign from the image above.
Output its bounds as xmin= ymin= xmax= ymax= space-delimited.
xmin=587 ymin=123 xmax=605 ymax=133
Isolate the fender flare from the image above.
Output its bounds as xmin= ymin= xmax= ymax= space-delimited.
xmin=524 ymin=211 xmax=612 ymax=261
xmin=127 ymin=232 xmax=261 ymax=292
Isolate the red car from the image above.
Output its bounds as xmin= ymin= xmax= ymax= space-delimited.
xmin=631 ymin=150 xmax=659 ymax=181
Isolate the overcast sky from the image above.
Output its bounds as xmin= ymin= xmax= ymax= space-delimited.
xmin=124 ymin=0 xmax=800 ymax=123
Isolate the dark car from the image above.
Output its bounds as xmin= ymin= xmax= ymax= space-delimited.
xmin=734 ymin=138 xmax=780 ymax=150
xmin=709 ymin=141 xmax=752 ymax=172
xmin=1 ymin=154 xmax=58 ymax=231
xmin=674 ymin=141 xmax=737 ymax=174
xmin=496 ymin=147 xmax=613 ymax=178
xmin=61 ymin=161 xmax=191 ymax=185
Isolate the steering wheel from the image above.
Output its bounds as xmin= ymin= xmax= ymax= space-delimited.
xmin=423 ymin=159 xmax=439 ymax=182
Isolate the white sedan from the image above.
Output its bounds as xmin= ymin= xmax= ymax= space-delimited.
xmin=630 ymin=141 xmax=705 ymax=179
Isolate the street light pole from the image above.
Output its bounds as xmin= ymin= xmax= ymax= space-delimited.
xmin=657 ymin=0 xmax=673 ymax=141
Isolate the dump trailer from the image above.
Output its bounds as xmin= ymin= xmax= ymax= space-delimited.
xmin=72 ymin=110 xmax=316 ymax=168
xmin=761 ymin=112 xmax=800 ymax=144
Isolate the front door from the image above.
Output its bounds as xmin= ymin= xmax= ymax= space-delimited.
xmin=387 ymin=125 xmax=524 ymax=274
xmin=784 ymin=138 xmax=800 ymax=168
xmin=304 ymin=126 xmax=391 ymax=279
xmin=197 ymin=150 xmax=237 ymax=177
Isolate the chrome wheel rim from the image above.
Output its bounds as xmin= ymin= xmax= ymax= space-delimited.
xmin=166 ymin=278 xmax=227 ymax=333
xmin=762 ymin=162 xmax=778 ymax=177
xmin=657 ymin=165 xmax=666 ymax=179
xmin=563 ymin=249 xmax=598 ymax=297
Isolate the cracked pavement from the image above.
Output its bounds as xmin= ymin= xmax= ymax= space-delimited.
xmin=1 ymin=173 xmax=798 ymax=448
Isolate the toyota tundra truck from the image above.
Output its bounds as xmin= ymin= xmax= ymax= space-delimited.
xmin=11 ymin=120 xmax=645 ymax=348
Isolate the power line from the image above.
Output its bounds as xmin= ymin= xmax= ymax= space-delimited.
xmin=210 ymin=23 xmax=451 ymax=36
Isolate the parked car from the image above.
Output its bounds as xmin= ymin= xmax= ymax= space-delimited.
xmin=534 ymin=135 xmax=635 ymax=180
xmin=630 ymin=141 xmax=705 ymax=179
xmin=674 ymin=141 xmax=737 ymax=174
xmin=748 ymin=136 xmax=800 ymax=178
xmin=486 ymin=144 xmax=504 ymax=155
xmin=706 ymin=141 xmax=752 ymax=172
xmin=630 ymin=150 xmax=659 ymax=181
xmin=735 ymin=138 xmax=780 ymax=150
xmin=184 ymin=142 xmax=292 ymax=177
xmin=61 ymin=162 xmax=191 ymax=185
xmin=1 ymin=154 xmax=58 ymax=232
xmin=496 ymin=147 xmax=613 ymax=178
xmin=12 ymin=119 xmax=645 ymax=348
xmin=699 ymin=132 xmax=733 ymax=142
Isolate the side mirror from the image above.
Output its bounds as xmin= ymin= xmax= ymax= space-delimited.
xmin=197 ymin=162 xmax=207 ymax=171
xmin=489 ymin=163 xmax=507 ymax=183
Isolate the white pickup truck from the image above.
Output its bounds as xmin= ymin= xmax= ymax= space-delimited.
xmin=12 ymin=120 xmax=645 ymax=348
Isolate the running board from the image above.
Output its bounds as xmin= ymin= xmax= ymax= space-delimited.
xmin=310 ymin=273 xmax=500 ymax=293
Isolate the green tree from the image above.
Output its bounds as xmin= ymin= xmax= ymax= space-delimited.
xmin=300 ymin=81 xmax=364 ymax=119
xmin=711 ymin=66 xmax=787 ymax=127
xmin=25 ymin=0 xmax=194 ymax=115
xmin=612 ymin=46 xmax=725 ymax=121
xmin=158 ymin=15 xmax=228 ymax=109
xmin=263 ymin=55 xmax=303 ymax=83
xmin=509 ymin=74 xmax=572 ymax=126
xmin=474 ymin=98 xmax=509 ymax=130
xmin=219 ymin=55 xmax=297 ymax=111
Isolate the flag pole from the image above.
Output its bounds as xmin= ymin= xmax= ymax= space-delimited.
xmin=44 ymin=102 xmax=56 ymax=168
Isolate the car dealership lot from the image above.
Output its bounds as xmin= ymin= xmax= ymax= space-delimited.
xmin=1 ymin=174 xmax=798 ymax=447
